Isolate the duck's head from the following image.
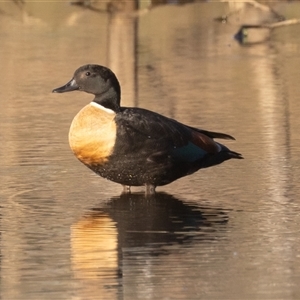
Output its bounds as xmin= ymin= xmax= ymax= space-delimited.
xmin=52 ymin=64 xmax=121 ymax=111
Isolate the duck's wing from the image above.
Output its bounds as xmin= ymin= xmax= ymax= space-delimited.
xmin=187 ymin=126 xmax=235 ymax=140
xmin=115 ymin=108 xmax=237 ymax=162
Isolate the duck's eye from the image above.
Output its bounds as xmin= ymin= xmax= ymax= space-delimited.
xmin=85 ymin=72 xmax=91 ymax=76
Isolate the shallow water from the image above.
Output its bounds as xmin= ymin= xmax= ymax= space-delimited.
xmin=1 ymin=1 xmax=300 ymax=299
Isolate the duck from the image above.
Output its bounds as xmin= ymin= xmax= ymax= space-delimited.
xmin=52 ymin=64 xmax=243 ymax=194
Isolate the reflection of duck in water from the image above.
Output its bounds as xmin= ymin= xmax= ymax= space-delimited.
xmin=99 ymin=193 xmax=229 ymax=249
xmin=71 ymin=193 xmax=229 ymax=296
xmin=53 ymin=64 xmax=243 ymax=194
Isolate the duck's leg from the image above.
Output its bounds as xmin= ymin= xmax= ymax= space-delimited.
xmin=122 ymin=185 xmax=131 ymax=194
xmin=145 ymin=184 xmax=156 ymax=195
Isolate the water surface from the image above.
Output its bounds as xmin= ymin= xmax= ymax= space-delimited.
xmin=1 ymin=2 xmax=300 ymax=299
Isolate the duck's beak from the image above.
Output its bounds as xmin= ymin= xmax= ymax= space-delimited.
xmin=52 ymin=78 xmax=79 ymax=93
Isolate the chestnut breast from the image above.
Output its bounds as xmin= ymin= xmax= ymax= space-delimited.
xmin=69 ymin=102 xmax=117 ymax=166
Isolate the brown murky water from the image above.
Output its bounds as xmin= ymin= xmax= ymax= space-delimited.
xmin=1 ymin=1 xmax=300 ymax=299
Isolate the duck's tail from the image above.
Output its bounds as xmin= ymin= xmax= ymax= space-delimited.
xmin=228 ymin=150 xmax=244 ymax=159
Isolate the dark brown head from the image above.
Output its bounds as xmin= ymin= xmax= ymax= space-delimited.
xmin=52 ymin=64 xmax=121 ymax=111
